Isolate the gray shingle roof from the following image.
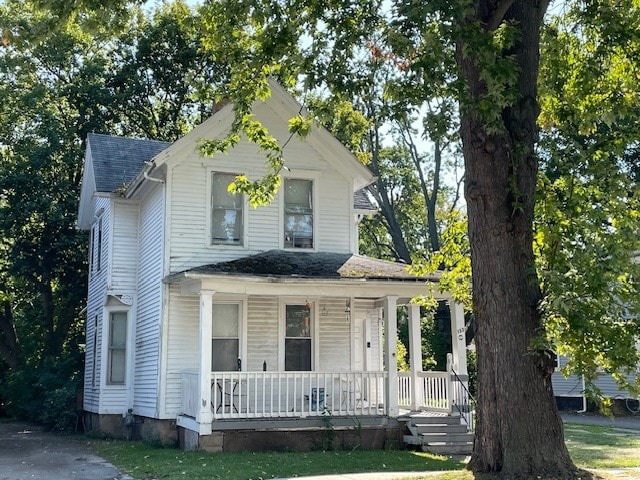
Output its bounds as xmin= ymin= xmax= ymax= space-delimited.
xmin=174 ymin=250 xmax=434 ymax=281
xmin=354 ymin=188 xmax=377 ymax=212
xmin=87 ymin=134 xmax=378 ymax=214
xmin=88 ymin=133 xmax=171 ymax=192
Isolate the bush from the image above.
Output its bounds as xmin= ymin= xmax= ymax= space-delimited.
xmin=1 ymin=356 xmax=82 ymax=431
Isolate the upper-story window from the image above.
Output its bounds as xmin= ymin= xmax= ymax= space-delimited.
xmin=283 ymin=179 xmax=313 ymax=249
xmin=211 ymin=172 xmax=243 ymax=246
xmin=96 ymin=217 xmax=103 ymax=272
xmin=90 ymin=216 xmax=103 ymax=275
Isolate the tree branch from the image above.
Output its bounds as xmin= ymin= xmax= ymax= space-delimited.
xmin=486 ymin=0 xmax=515 ymax=31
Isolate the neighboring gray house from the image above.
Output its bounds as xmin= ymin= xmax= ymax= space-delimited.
xmin=77 ymin=81 xmax=471 ymax=452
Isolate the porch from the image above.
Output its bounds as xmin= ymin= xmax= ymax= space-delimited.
xmin=178 ymin=369 xmax=473 ymax=431
xmin=167 ymin=252 xmax=472 ymax=439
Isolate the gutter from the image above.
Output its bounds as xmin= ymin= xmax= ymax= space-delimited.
xmin=125 ymin=161 xmax=164 ymax=198
xmin=163 ymin=270 xmax=440 ymax=285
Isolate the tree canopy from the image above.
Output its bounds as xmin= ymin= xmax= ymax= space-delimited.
xmin=0 ymin=0 xmax=218 ymax=428
xmin=2 ymin=0 xmax=639 ymax=477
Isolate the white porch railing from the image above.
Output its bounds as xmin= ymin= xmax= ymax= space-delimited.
xmin=181 ymin=371 xmax=387 ymax=420
xmin=398 ymin=370 xmax=475 ymax=432
xmin=398 ymin=371 xmax=450 ymax=412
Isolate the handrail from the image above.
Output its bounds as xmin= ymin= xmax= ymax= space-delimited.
xmin=450 ymin=368 xmax=476 ymax=433
xmin=451 ymin=368 xmax=476 ymax=405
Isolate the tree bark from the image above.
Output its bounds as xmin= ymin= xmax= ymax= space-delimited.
xmin=0 ymin=299 xmax=21 ymax=369
xmin=368 ymin=130 xmax=413 ymax=263
xmin=460 ymin=1 xmax=579 ymax=477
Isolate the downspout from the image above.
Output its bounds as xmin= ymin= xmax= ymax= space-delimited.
xmin=577 ymin=375 xmax=588 ymax=413
xmin=144 ymin=163 xmax=165 ymax=184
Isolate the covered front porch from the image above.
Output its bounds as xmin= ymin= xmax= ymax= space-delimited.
xmin=165 ymin=251 xmax=471 ymax=442
xmin=174 ymin=295 xmax=471 ymax=436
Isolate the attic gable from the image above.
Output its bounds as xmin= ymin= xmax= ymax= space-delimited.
xmin=147 ymin=79 xmax=375 ymax=192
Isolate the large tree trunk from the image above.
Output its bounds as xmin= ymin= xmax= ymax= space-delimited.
xmin=460 ymin=1 xmax=580 ymax=477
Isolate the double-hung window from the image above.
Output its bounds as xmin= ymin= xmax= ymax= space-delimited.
xmin=107 ymin=312 xmax=127 ymax=385
xmin=285 ymin=304 xmax=312 ymax=371
xmin=283 ymin=179 xmax=313 ymax=249
xmin=211 ymin=172 xmax=243 ymax=246
xmin=212 ymin=303 xmax=240 ymax=371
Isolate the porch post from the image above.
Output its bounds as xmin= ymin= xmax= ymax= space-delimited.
xmin=383 ymin=296 xmax=399 ymax=417
xmin=197 ymin=290 xmax=214 ymax=431
xmin=449 ymin=301 xmax=468 ymax=416
xmin=449 ymin=301 xmax=468 ymax=374
xmin=407 ymin=304 xmax=422 ymax=411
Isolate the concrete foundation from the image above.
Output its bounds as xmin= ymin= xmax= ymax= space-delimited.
xmin=83 ymin=412 xmax=177 ymax=446
xmin=86 ymin=411 xmax=403 ymax=453
xmin=178 ymin=423 xmax=404 ymax=453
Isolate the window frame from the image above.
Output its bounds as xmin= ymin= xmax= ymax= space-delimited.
xmin=279 ymin=299 xmax=318 ymax=371
xmin=90 ymin=215 xmax=104 ymax=276
xmin=211 ymin=299 xmax=246 ymax=372
xmin=91 ymin=313 xmax=98 ymax=388
xmin=207 ymin=170 xmax=247 ymax=248
xmin=280 ymin=177 xmax=317 ymax=251
xmin=106 ymin=310 xmax=128 ymax=386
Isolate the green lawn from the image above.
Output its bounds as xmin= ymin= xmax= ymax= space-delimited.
xmin=91 ymin=442 xmax=464 ymax=480
xmin=564 ymin=423 xmax=640 ymax=470
xmin=90 ymin=423 xmax=640 ymax=480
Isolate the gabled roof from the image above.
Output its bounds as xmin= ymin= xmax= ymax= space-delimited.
xmin=166 ymin=250 xmax=437 ymax=282
xmin=87 ymin=133 xmax=171 ymax=193
xmin=84 ymin=133 xmax=376 ymax=212
xmin=353 ymin=188 xmax=377 ymax=213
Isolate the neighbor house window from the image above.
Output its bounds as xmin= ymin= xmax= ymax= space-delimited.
xmin=212 ymin=303 xmax=240 ymax=371
xmin=283 ymin=179 xmax=313 ymax=248
xmin=285 ymin=304 xmax=312 ymax=371
xmin=211 ymin=172 xmax=243 ymax=245
xmin=107 ymin=312 xmax=127 ymax=385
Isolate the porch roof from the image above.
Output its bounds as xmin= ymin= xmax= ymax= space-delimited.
xmin=165 ymin=250 xmax=440 ymax=283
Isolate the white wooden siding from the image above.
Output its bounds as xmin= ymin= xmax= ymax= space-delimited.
xmin=167 ymin=100 xmax=354 ymax=273
xmin=164 ymin=292 xmax=379 ymax=416
xmin=93 ymin=199 xmax=133 ymax=413
xmin=133 ymin=185 xmax=165 ymax=414
xmin=354 ymin=299 xmax=382 ymax=372
xmin=316 ymin=176 xmax=351 ymax=252
xmin=246 ymin=296 xmax=279 ymax=372
xmin=83 ymin=197 xmax=110 ymax=412
xmin=111 ymin=200 xmax=139 ymax=291
xmin=164 ymin=286 xmax=200 ymax=417
xmin=317 ymin=298 xmax=351 ymax=371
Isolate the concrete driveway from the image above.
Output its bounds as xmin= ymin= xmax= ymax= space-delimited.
xmin=0 ymin=421 xmax=131 ymax=480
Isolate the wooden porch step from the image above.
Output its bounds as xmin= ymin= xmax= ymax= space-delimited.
xmin=401 ymin=411 xmax=474 ymax=456
xmin=413 ymin=423 xmax=468 ymax=434
xmin=420 ymin=432 xmax=474 ymax=443
xmin=404 ymin=414 xmax=462 ymax=426
xmin=422 ymin=441 xmax=473 ymax=456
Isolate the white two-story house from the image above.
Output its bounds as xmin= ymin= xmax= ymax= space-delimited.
xmin=77 ymin=81 xmax=470 ymax=452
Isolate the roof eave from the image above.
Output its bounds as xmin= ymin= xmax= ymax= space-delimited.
xmin=165 ymin=270 xmax=440 ymax=285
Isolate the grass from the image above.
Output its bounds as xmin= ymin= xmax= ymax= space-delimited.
xmin=91 ymin=442 xmax=464 ymax=480
xmin=564 ymin=423 xmax=640 ymax=470
xmin=90 ymin=423 xmax=640 ymax=480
